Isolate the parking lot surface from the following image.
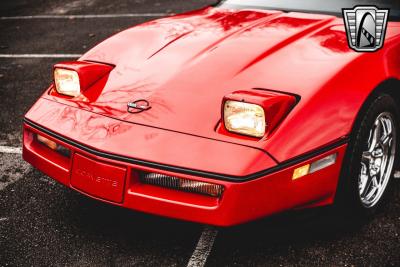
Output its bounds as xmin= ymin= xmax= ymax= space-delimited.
xmin=1 ymin=1 xmax=400 ymax=266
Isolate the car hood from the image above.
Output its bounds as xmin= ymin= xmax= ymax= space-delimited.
xmin=48 ymin=7 xmax=368 ymax=149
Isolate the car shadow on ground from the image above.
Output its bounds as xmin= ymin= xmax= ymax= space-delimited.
xmin=0 ymin=169 xmax=202 ymax=266
xmin=2 ymin=168 xmax=399 ymax=266
xmin=207 ymin=180 xmax=400 ymax=266
xmin=57 ymin=186 xmax=204 ymax=252
xmin=60 ymin=176 xmax=400 ymax=248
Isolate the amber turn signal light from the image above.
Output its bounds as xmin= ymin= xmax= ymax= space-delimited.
xmin=292 ymin=154 xmax=337 ymax=180
xmin=36 ymin=134 xmax=71 ymax=158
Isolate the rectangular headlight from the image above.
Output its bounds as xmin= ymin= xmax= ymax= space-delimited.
xmin=54 ymin=68 xmax=80 ymax=97
xmin=224 ymin=100 xmax=266 ymax=137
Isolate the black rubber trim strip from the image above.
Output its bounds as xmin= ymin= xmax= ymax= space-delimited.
xmin=24 ymin=118 xmax=349 ymax=183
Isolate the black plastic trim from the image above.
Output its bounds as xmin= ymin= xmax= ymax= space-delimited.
xmin=24 ymin=118 xmax=349 ymax=183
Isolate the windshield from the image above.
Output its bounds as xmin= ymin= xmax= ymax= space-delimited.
xmin=217 ymin=0 xmax=400 ymax=20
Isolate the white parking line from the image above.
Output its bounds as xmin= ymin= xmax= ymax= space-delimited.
xmin=0 ymin=146 xmax=22 ymax=154
xmin=0 ymin=13 xmax=169 ymax=20
xmin=187 ymin=226 xmax=218 ymax=267
xmin=0 ymin=54 xmax=82 ymax=58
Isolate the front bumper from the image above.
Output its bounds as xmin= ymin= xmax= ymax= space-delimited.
xmin=23 ymin=98 xmax=347 ymax=226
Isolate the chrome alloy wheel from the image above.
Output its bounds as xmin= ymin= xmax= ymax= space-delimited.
xmin=359 ymin=112 xmax=396 ymax=208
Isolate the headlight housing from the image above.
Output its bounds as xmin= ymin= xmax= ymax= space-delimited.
xmin=221 ymin=90 xmax=297 ymax=138
xmin=53 ymin=61 xmax=114 ymax=98
xmin=54 ymin=68 xmax=81 ymax=97
xmin=224 ymin=101 xmax=266 ymax=137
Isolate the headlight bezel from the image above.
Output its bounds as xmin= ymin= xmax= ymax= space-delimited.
xmin=52 ymin=61 xmax=114 ymax=98
xmin=221 ymin=90 xmax=297 ymax=139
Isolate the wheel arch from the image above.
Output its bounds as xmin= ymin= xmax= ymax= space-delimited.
xmin=350 ymin=78 xmax=400 ymax=139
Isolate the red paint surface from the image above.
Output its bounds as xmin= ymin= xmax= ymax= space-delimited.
xmin=23 ymin=6 xmax=400 ymax=225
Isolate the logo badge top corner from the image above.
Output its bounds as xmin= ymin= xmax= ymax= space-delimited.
xmin=343 ymin=6 xmax=389 ymax=52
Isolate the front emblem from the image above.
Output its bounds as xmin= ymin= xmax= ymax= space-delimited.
xmin=343 ymin=6 xmax=389 ymax=52
xmin=127 ymin=99 xmax=151 ymax=113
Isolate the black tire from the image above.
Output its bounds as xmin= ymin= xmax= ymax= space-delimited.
xmin=336 ymin=94 xmax=399 ymax=218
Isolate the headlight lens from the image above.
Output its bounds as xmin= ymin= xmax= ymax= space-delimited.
xmin=54 ymin=68 xmax=80 ymax=97
xmin=224 ymin=100 xmax=266 ymax=137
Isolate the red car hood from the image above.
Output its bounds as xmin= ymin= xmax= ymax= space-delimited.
xmin=46 ymin=7 xmax=380 ymax=148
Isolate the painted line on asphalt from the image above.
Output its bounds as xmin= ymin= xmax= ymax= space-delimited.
xmin=0 ymin=13 xmax=170 ymax=20
xmin=0 ymin=218 xmax=9 ymax=222
xmin=395 ymin=171 xmax=400 ymax=179
xmin=0 ymin=146 xmax=22 ymax=154
xmin=0 ymin=54 xmax=82 ymax=58
xmin=187 ymin=226 xmax=218 ymax=267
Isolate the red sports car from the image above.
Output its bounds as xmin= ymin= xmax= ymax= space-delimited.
xmin=23 ymin=0 xmax=400 ymax=226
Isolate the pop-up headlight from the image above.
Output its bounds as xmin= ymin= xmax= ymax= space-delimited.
xmin=53 ymin=61 xmax=114 ymax=97
xmin=222 ymin=90 xmax=297 ymax=138
xmin=224 ymin=101 xmax=266 ymax=137
xmin=54 ymin=68 xmax=80 ymax=97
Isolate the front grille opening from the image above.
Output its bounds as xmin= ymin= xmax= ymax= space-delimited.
xmin=140 ymin=172 xmax=224 ymax=198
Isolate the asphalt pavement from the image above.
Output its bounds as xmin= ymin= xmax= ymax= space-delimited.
xmin=1 ymin=1 xmax=400 ymax=266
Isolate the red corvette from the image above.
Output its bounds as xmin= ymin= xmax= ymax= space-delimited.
xmin=23 ymin=0 xmax=400 ymax=226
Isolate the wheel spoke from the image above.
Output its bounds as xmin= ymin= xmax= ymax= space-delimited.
xmin=379 ymin=117 xmax=393 ymax=149
xmin=368 ymin=122 xmax=381 ymax=153
xmin=381 ymin=133 xmax=392 ymax=146
xmin=361 ymin=174 xmax=375 ymax=197
xmin=380 ymin=150 xmax=389 ymax=178
xmin=380 ymin=117 xmax=390 ymax=137
xmin=365 ymin=182 xmax=378 ymax=200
